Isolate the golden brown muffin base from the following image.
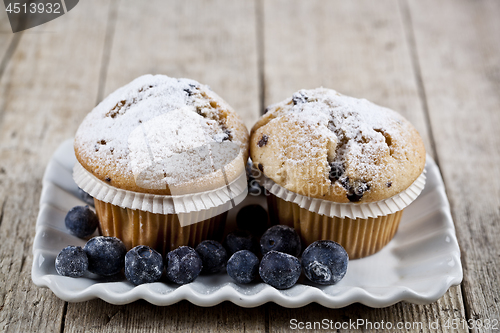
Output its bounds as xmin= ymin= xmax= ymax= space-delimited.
xmin=267 ymin=195 xmax=403 ymax=259
xmin=94 ymin=199 xmax=226 ymax=256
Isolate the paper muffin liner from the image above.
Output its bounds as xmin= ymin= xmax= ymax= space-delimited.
xmin=73 ymin=162 xmax=247 ymax=227
xmin=267 ymin=195 xmax=403 ymax=259
xmin=94 ymin=199 xmax=227 ymax=255
xmin=256 ymin=170 xmax=426 ymax=220
xmin=259 ymin=170 xmax=425 ymax=259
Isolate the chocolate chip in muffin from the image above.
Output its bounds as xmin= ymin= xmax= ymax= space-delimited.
xmin=257 ymin=134 xmax=269 ymax=147
xmin=387 ymin=181 xmax=392 ymax=187
xmin=105 ymin=177 xmax=111 ymax=182
xmin=258 ymin=163 xmax=264 ymax=172
xmin=292 ymin=92 xmax=308 ymax=105
xmin=328 ymin=162 xmax=344 ymax=183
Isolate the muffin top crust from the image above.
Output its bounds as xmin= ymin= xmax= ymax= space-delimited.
xmin=75 ymin=74 xmax=248 ymax=195
xmin=250 ymin=88 xmax=426 ymax=203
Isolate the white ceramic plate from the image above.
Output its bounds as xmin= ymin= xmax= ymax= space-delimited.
xmin=32 ymin=139 xmax=462 ymax=308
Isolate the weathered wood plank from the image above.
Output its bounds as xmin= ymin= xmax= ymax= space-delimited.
xmin=269 ymin=286 xmax=465 ymax=332
xmin=262 ymin=0 xmax=466 ymax=331
xmin=64 ymin=1 xmax=266 ymax=332
xmin=0 ymin=1 xmax=112 ymax=332
xmin=407 ymin=0 xmax=500 ymax=330
xmin=102 ymin=0 xmax=261 ymax=130
xmin=64 ymin=300 xmax=266 ymax=333
xmin=262 ymin=0 xmax=433 ymax=154
xmin=0 ymin=4 xmax=18 ymax=80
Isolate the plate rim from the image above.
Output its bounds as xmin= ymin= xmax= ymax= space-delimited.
xmin=31 ymin=139 xmax=463 ymax=308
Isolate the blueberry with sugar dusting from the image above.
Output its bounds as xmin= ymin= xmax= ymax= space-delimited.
xmin=224 ymin=230 xmax=256 ymax=255
xmin=347 ymin=181 xmax=370 ymax=202
xmin=55 ymin=246 xmax=88 ymax=278
xmin=292 ymin=92 xmax=308 ymax=105
xmin=77 ymin=188 xmax=95 ymax=207
xmin=83 ymin=236 xmax=126 ymax=276
xmin=260 ymin=225 xmax=301 ymax=257
xmin=259 ymin=251 xmax=301 ymax=289
xmin=125 ymin=245 xmax=164 ymax=285
xmin=301 ymin=240 xmax=348 ymax=285
xmin=227 ymin=250 xmax=259 ymax=284
xmin=236 ymin=205 xmax=269 ymax=237
xmin=166 ymin=246 xmax=203 ymax=284
xmin=195 ymin=240 xmax=228 ymax=274
xmin=339 ymin=177 xmax=370 ymax=202
xmin=328 ymin=162 xmax=344 ymax=183
xmin=65 ymin=205 xmax=99 ymax=238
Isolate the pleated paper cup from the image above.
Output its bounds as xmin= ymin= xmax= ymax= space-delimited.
xmin=73 ymin=161 xmax=247 ymax=255
xmin=259 ymin=171 xmax=426 ymax=259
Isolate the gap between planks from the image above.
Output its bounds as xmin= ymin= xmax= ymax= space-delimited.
xmin=399 ymin=0 xmax=471 ymax=329
xmin=95 ymin=0 xmax=120 ymax=106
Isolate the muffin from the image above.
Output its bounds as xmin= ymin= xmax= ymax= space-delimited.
xmin=250 ymin=88 xmax=426 ymax=259
xmin=73 ymin=74 xmax=249 ymax=255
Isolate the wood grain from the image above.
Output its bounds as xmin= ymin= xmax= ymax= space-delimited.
xmin=262 ymin=0 xmax=433 ymax=154
xmin=64 ymin=300 xmax=266 ymax=333
xmin=407 ymin=0 xmax=500 ymax=331
xmin=102 ymin=0 xmax=261 ymax=130
xmin=262 ymin=0 xmax=466 ymax=331
xmin=268 ymin=288 xmax=465 ymax=332
xmin=0 ymin=4 xmax=18 ymax=82
xmin=0 ymin=0 xmax=498 ymax=332
xmin=0 ymin=1 xmax=112 ymax=332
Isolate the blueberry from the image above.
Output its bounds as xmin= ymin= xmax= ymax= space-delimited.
xmin=260 ymin=225 xmax=301 ymax=257
xmin=339 ymin=177 xmax=370 ymax=202
xmin=328 ymin=162 xmax=344 ymax=183
xmin=125 ymin=245 xmax=164 ymax=285
xmin=166 ymin=246 xmax=202 ymax=284
xmin=259 ymin=251 xmax=301 ymax=289
xmin=224 ymin=230 xmax=256 ymax=255
xmin=65 ymin=205 xmax=99 ymax=238
xmin=257 ymin=134 xmax=268 ymax=147
xmin=195 ymin=240 xmax=228 ymax=274
xmin=227 ymin=250 xmax=259 ymax=284
xmin=292 ymin=92 xmax=308 ymax=105
xmin=77 ymin=188 xmax=95 ymax=207
xmin=301 ymin=240 xmax=348 ymax=285
xmin=236 ymin=205 xmax=269 ymax=236
xmin=83 ymin=236 xmax=126 ymax=276
xmin=55 ymin=246 xmax=88 ymax=277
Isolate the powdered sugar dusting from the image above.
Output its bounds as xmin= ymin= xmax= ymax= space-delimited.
xmin=279 ymin=88 xmax=408 ymax=180
xmin=255 ymin=87 xmax=422 ymax=201
xmin=75 ymin=74 xmax=242 ymax=188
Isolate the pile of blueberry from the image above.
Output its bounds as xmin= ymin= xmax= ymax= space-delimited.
xmin=56 ymin=203 xmax=349 ymax=289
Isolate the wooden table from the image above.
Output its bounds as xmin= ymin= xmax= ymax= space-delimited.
xmin=0 ymin=1 xmax=499 ymax=332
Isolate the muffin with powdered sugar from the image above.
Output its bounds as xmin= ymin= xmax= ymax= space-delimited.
xmin=74 ymin=74 xmax=249 ymax=255
xmin=250 ymin=88 xmax=426 ymax=259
